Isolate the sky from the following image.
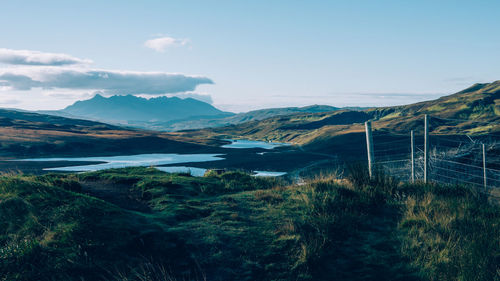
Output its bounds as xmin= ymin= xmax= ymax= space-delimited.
xmin=0 ymin=0 xmax=499 ymax=112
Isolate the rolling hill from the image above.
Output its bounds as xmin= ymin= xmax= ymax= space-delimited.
xmin=0 ymin=108 xmax=335 ymax=176
xmin=149 ymin=104 xmax=343 ymax=131
xmin=0 ymin=108 xmax=218 ymax=159
xmin=180 ymin=81 xmax=500 ymax=153
xmin=367 ymin=81 xmax=500 ymax=122
xmin=1 ymin=81 xmax=498 ymax=163
xmin=42 ymin=95 xmax=347 ymax=131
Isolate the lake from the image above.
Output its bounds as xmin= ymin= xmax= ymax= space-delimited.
xmin=253 ymin=171 xmax=287 ymax=177
xmin=222 ymin=139 xmax=290 ymax=149
xmin=16 ymin=153 xmax=287 ymax=177
xmin=156 ymin=166 xmax=208 ymax=177
xmin=18 ymin=153 xmax=224 ymax=172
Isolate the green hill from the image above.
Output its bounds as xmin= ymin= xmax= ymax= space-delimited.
xmin=372 ymin=81 xmax=500 ymax=120
xmin=43 ymin=95 xmax=346 ymax=132
xmin=1 ymin=168 xmax=498 ymax=280
xmin=105 ymin=104 xmax=344 ymax=131
xmin=0 ymin=108 xmax=214 ymax=158
xmin=184 ymin=81 xmax=500 ymax=147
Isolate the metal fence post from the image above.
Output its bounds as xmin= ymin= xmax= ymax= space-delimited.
xmin=365 ymin=121 xmax=374 ymax=179
xmin=424 ymin=115 xmax=429 ymax=183
xmin=483 ymin=143 xmax=487 ymax=188
xmin=411 ymin=130 xmax=415 ymax=183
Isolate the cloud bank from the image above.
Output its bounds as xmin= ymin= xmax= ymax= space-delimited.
xmin=0 ymin=67 xmax=213 ymax=94
xmin=0 ymin=48 xmax=92 ymax=66
xmin=144 ymin=36 xmax=189 ymax=52
xmin=170 ymin=92 xmax=213 ymax=104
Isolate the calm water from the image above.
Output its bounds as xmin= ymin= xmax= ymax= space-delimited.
xmin=18 ymin=154 xmax=224 ymax=172
xmin=155 ymin=166 xmax=207 ymax=177
xmin=222 ymin=139 xmax=290 ymax=149
xmin=17 ymin=153 xmax=287 ymax=177
xmin=253 ymin=171 xmax=287 ymax=177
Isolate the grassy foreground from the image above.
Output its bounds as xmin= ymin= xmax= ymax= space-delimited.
xmin=0 ymin=167 xmax=498 ymax=281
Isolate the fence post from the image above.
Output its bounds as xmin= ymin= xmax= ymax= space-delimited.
xmin=411 ymin=130 xmax=415 ymax=183
xmin=424 ymin=115 xmax=429 ymax=183
xmin=365 ymin=121 xmax=374 ymax=179
xmin=483 ymin=143 xmax=487 ymax=188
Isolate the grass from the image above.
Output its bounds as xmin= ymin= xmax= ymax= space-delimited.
xmin=0 ymin=166 xmax=498 ymax=280
xmin=398 ymin=184 xmax=500 ymax=281
xmin=177 ymin=81 xmax=500 ymax=151
xmin=0 ymin=174 xmax=194 ymax=281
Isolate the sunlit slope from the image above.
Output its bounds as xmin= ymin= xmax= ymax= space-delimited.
xmin=0 ymin=109 xmax=216 ymax=158
xmin=374 ymin=81 xmax=500 ymax=119
xmin=185 ymin=81 xmax=500 ymax=147
xmin=367 ymin=81 xmax=499 ymax=135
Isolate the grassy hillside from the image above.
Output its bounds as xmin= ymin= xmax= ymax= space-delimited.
xmin=0 ymin=109 xmax=226 ymax=159
xmin=370 ymin=81 xmax=500 ymax=120
xmin=1 ymin=167 xmax=498 ymax=280
xmin=180 ymin=81 xmax=500 ymax=154
xmin=109 ymin=104 xmax=344 ymax=131
xmin=3 ymin=81 xmax=497 ymax=161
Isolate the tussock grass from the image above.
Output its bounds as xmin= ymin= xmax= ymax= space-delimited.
xmin=0 ymin=167 xmax=498 ymax=280
xmin=398 ymin=183 xmax=500 ymax=281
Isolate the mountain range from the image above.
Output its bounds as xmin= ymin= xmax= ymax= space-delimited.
xmin=58 ymin=94 xmax=233 ymax=123
xmin=42 ymin=94 xmax=347 ymax=131
xmin=0 ymin=81 xmax=498 ymax=159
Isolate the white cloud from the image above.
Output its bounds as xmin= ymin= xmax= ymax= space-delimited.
xmin=144 ymin=36 xmax=189 ymax=52
xmin=45 ymin=91 xmax=95 ymax=100
xmin=0 ymin=48 xmax=214 ymax=110
xmin=0 ymin=98 xmax=21 ymax=105
xmin=0 ymin=48 xmax=92 ymax=66
xmin=136 ymin=92 xmax=214 ymax=104
xmin=170 ymin=92 xmax=213 ymax=104
xmin=0 ymin=67 xmax=213 ymax=94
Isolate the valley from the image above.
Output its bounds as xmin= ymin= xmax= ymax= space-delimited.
xmin=0 ymin=81 xmax=499 ymax=281
xmin=0 ymin=82 xmax=499 ymax=179
xmin=2 ymin=3 xmax=500 ymax=280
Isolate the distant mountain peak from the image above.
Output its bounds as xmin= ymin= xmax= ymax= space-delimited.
xmin=61 ymin=94 xmax=234 ymax=123
xmin=92 ymin=93 xmax=105 ymax=99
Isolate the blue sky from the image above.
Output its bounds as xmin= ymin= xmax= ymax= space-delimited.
xmin=0 ymin=0 xmax=499 ymax=112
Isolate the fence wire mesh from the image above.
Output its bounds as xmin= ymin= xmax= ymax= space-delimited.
xmin=369 ymin=116 xmax=500 ymax=192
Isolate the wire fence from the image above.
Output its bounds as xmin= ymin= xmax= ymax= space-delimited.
xmin=368 ymin=115 xmax=500 ymax=193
